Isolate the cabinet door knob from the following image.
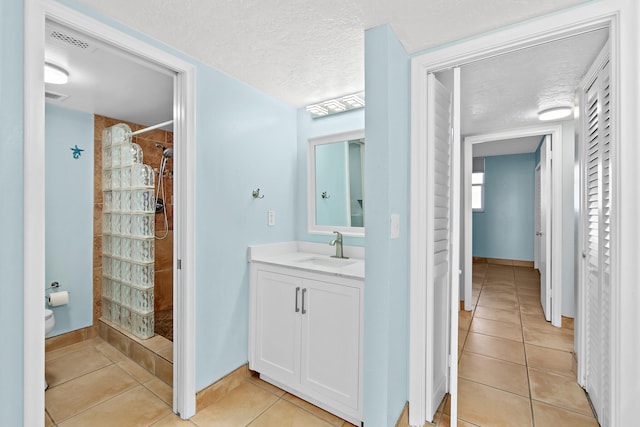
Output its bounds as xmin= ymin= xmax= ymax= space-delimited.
xmin=295 ymin=287 xmax=300 ymax=312
xmin=302 ymin=288 xmax=307 ymax=314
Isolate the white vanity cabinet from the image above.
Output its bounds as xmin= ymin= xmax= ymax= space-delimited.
xmin=249 ymin=262 xmax=363 ymax=424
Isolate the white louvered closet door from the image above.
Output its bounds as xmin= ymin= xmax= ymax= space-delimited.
xmin=582 ymin=47 xmax=611 ymax=427
xmin=425 ymin=73 xmax=453 ymax=421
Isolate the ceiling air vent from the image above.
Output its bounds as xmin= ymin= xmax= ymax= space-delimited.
xmin=45 ymin=91 xmax=69 ymax=101
xmin=49 ymin=29 xmax=90 ymax=50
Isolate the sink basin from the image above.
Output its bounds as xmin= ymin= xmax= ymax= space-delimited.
xmin=298 ymin=256 xmax=358 ymax=268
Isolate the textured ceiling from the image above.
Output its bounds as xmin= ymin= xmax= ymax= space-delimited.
xmin=75 ymin=0 xmax=591 ymax=107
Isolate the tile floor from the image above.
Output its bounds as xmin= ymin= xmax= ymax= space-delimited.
xmin=45 ymin=338 xmax=357 ymax=426
xmin=397 ymin=263 xmax=597 ymax=427
xmin=46 ymin=263 xmax=595 ymax=427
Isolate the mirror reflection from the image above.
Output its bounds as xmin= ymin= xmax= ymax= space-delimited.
xmin=308 ymin=130 xmax=364 ymax=236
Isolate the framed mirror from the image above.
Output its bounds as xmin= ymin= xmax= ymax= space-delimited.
xmin=307 ymin=129 xmax=365 ymax=237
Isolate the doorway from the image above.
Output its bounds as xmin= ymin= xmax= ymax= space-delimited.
xmin=408 ymin=3 xmax=633 ymax=426
xmin=24 ymin=1 xmax=196 ymax=424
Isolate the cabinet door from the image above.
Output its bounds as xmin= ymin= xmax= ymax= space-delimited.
xmin=300 ymin=279 xmax=361 ymax=411
xmin=253 ymin=270 xmax=302 ymax=385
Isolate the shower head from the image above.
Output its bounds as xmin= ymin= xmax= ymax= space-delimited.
xmin=163 ymin=148 xmax=174 ymax=159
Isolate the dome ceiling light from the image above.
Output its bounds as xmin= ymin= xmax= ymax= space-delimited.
xmin=44 ymin=62 xmax=69 ymax=85
xmin=538 ymin=106 xmax=572 ymax=121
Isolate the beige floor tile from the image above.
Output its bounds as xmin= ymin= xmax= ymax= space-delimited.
xmin=151 ymin=413 xmax=198 ymax=426
xmin=463 ymin=332 xmax=526 ymax=364
xmin=117 ymin=357 xmax=156 ymax=383
xmin=458 ymin=328 xmax=468 ymax=348
xmin=522 ymin=313 xmax=573 ymax=337
xmin=250 ymin=399 xmax=334 ymax=427
xmin=473 ymin=305 xmax=520 ymax=325
xmin=470 ymin=317 xmax=523 ymax=342
xmin=520 ymin=305 xmax=545 ymax=318
xmin=525 ymin=344 xmax=575 ymax=377
xmin=58 ymin=385 xmax=171 ymax=427
xmin=245 ymin=376 xmax=288 ymax=397
xmin=528 ymin=368 xmax=593 ymax=416
xmin=45 ymin=346 xmax=113 ymax=387
xmin=476 ymin=295 xmax=519 ymax=311
xmin=456 ymin=378 xmax=532 ymax=427
xmin=145 ymin=377 xmax=173 ymax=406
xmin=282 ymin=393 xmax=345 ymax=426
xmin=459 ymin=310 xmax=473 ymax=330
xmin=191 ymin=381 xmax=278 ymax=426
xmin=45 ymin=338 xmax=102 ymax=362
xmin=436 ymin=413 xmax=478 ymax=427
xmin=46 ymin=365 xmax=138 ymax=422
xmin=95 ymin=340 xmax=128 ymax=363
xmin=459 ymin=352 xmax=529 ymax=397
xmin=516 ymin=286 xmax=540 ymax=296
xmin=532 ymin=400 xmax=598 ymax=427
xmin=481 ymin=288 xmax=518 ymax=300
xmin=45 ymin=411 xmax=54 ymax=427
xmin=523 ymin=327 xmax=573 ymax=352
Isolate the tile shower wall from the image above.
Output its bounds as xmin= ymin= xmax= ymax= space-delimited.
xmin=93 ymin=115 xmax=174 ymax=339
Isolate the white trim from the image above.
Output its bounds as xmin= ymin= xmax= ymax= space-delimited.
xmin=24 ymin=1 xmax=197 ymax=421
xmin=410 ymin=2 xmax=637 ymax=425
xmin=464 ymin=124 xmax=562 ymax=327
xmin=307 ymin=129 xmax=365 ymax=237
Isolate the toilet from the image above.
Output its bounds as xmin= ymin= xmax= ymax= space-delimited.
xmin=45 ymin=309 xmax=55 ymax=336
xmin=45 ymin=309 xmax=55 ymax=390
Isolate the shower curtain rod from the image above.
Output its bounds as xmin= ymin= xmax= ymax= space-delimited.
xmin=129 ymin=119 xmax=174 ymax=136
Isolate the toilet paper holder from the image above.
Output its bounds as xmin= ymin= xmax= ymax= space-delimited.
xmin=45 ymin=281 xmax=70 ymax=294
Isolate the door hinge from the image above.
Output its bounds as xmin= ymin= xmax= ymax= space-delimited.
xmin=177 ymin=259 xmax=182 ymax=270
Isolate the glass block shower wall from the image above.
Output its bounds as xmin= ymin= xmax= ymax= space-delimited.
xmin=101 ymin=123 xmax=156 ymax=339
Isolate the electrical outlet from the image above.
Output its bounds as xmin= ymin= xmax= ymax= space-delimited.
xmin=268 ymin=210 xmax=275 ymax=226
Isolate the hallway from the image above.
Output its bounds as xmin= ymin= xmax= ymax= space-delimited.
xmin=410 ymin=262 xmax=598 ymax=426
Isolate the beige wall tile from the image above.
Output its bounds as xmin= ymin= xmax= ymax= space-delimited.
xmin=155 ymin=354 xmax=173 ymax=386
xmin=196 ymin=364 xmax=250 ymax=410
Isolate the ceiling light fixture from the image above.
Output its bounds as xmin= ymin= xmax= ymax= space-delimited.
xmin=44 ymin=62 xmax=69 ymax=85
xmin=538 ymin=106 xmax=572 ymax=121
xmin=306 ymin=92 xmax=365 ymax=119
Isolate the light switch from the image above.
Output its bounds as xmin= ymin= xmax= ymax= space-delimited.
xmin=268 ymin=210 xmax=275 ymax=226
xmin=390 ymin=214 xmax=400 ymax=239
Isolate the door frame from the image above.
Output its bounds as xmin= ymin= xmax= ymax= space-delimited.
xmin=464 ymin=125 xmax=562 ymax=327
xmin=24 ymin=1 xmax=197 ymax=424
xmin=410 ymin=2 xmax=637 ymax=426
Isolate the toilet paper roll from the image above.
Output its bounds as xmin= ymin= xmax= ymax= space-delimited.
xmin=48 ymin=291 xmax=69 ymax=307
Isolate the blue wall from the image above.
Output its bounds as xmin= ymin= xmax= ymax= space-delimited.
xmin=45 ymin=105 xmax=94 ymax=336
xmin=473 ymin=153 xmax=535 ymax=261
xmin=296 ymin=108 xmax=365 ymax=245
xmin=0 ymin=0 xmax=25 ymax=423
xmin=364 ymin=25 xmax=411 ymax=426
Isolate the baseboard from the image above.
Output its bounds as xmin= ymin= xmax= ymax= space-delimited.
xmin=45 ymin=325 xmax=98 ymax=352
xmin=473 ymin=257 xmax=534 ymax=268
xmin=195 ymin=364 xmax=251 ymax=411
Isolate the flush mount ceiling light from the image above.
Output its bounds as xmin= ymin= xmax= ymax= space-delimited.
xmin=306 ymin=92 xmax=365 ymax=119
xmin=44 ymin=62 xmax=69 ymax=85
xmin=538 ymin=106 xmax=572 ymax=121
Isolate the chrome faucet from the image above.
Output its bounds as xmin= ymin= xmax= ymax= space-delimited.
xmin=330 ymin=231 xmax=348 ymax=259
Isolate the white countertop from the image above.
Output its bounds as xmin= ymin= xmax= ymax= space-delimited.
xmin=248 ymin=241 xmax=365 ymax=279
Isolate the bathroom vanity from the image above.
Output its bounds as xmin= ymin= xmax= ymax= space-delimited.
xmin=248 ymin=242 xmax=364 ymax=425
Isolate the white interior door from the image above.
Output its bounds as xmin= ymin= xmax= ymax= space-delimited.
xmin=425 ymin=72 xmax=455 ymax=422
xmin=580 ymin=45 xmax=611 ymax=427
xmin=539 ymin=135 xmax=552 ymax=321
